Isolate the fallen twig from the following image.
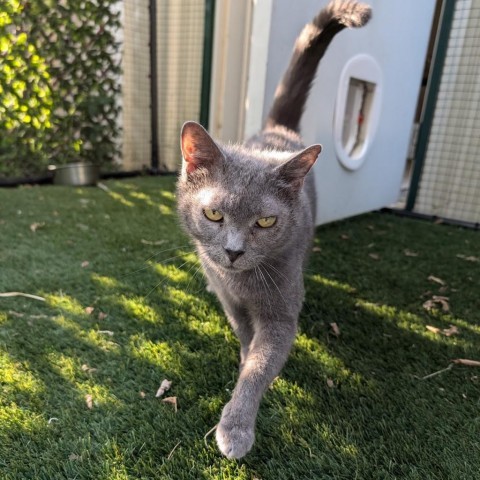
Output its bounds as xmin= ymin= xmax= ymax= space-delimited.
xmin=167 ymin=441 xmax=181 ymax=460
xmin=203 ymin=424 xmax=218 ymax=447
xmin=420 ymin=358 xmax=480 ymax=380
xmin=420 ymin=363 xmax=454 ymax=380
xmin=0 ymin=292 xmax=46 ymax=302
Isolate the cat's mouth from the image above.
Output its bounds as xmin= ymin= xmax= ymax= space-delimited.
xmin=215 ymin=260 xmax=253 ymax=273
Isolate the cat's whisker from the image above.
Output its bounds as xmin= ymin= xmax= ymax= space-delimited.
xmin=144 ymin=259 xmax=191 ymax=299
xmin=256 ymin=265 xmax=275 ymax=316
xmin=259 ymin=264 xmax=287 ymax=311
xmin=262 ymin=260 xmax=293 ymax=285
xmin=144 ymin=244 xmax=193 ymax=261
xmin=264 ymin=253 xmax=315 ymax=273
xmin=186 ymin=264 xmax=205 ymax=294
xmin=263 ymin=260 xmax=313 ymax=315
xmin=121 ymin=251 xmax=194 ymax=279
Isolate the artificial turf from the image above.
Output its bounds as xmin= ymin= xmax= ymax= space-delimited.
xmin=0 ymin=176 xmax=479 ymax=479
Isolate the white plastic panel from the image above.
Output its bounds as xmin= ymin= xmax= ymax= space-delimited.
xmin=260 ymin=0 xmax=436 ymax=225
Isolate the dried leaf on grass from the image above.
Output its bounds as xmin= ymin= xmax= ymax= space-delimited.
xmin=404 ymin=249 xmax=419 ymax=257
xmin=139 ymin=391 xmax=146 ymax=399
xmin=428 ymin=275 xmax=446 ymax=286
xmin=423 ymin=295 xmax=450 ymax=312
xmin=426 ymin=324 xmax=459 ymax=336
xmin=369 ymin=253 xmax=380 ymax=260
xmin=452 ymin=359 xmax=480 ymax=367
xmin=8 ymin=310 xmax=24 ymax=318
xmin=442 ymin=325 xmax=459 ymax=337
xmin=85 ymin=306 xmax=94 ymax=315
xmin=81 ymin=364 xmax=97 ymax=374
xmin=326 ymin=378 xmax=335 ymax=388
xmin=156 ymin=379 xmax=172 ymax=397
xmin=85 ymin=394 xmax=93 ymax=409
xmin=81 ymin=261 xmax=90 ymax=268
xmin=97 ymin=312 xmax=108 ymax=320
xmin=340 ymin=234 xmax=350 ymax=240
xmin=30 ymin=222 xmax=45 ymax=232
xmin=69 ymin=453 xmax=81 ymax=461
xmin=312 ymin=246 xmax=322 ymax=253
xmin=456 ymin=254 xmax=479 ymax=263
xmin=329 ymin=322 xmax=341 ymax=337
xmin=162 ymin=396 xmax=178 ymax=413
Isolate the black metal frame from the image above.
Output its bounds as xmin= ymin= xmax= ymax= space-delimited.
xmin=405 ymin=0 xmax=456 ymax=211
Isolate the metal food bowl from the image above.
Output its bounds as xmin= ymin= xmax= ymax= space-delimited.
xmin=50 ymin=163 xmax=100 ymax=186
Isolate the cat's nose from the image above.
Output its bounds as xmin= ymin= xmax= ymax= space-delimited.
xmin=225 ymin=248 xmax=245 ymax=263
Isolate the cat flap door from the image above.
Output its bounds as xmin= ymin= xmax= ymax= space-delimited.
xmin=334 ymin=54 xmax=382 ymax=171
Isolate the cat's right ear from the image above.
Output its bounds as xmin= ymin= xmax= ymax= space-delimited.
xmin=180 ymin=121 xmax=224 ymax=175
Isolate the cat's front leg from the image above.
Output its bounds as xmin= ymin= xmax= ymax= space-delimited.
xmin=216 ymin=317 xmax=296 ymax=458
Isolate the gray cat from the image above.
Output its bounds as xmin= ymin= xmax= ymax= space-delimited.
xmin=176 ymin=0 xmax=371 ymax=459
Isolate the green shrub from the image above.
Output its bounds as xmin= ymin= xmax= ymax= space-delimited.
xmin=0 ymin=0 xmax=121 ymax=178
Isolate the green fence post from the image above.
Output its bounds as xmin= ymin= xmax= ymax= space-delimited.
xmin=406 ymin=0 xmax=456 ymax=211
xmin=200 ymin=0 xmax=216 ymax=129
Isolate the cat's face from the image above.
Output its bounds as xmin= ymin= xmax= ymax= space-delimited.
xmin=179 ymin=179 xmax=293 ymax=272
xmin=176 ymin=122 xmax=320 ymax=272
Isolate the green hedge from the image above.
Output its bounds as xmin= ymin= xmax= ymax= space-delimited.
xmin=0 ymin=0 xmax=121 ymax=178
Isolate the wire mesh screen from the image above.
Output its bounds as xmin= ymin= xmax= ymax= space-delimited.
xmin=414 ymin=0 xmax=480 ymax=224
xmin=156 ymin=0 xmax=206 ymax=172
xmin=121 ymin=0 xmax=205 ymax=173
xmin=121 ymin=0 xmax=152 ymax=172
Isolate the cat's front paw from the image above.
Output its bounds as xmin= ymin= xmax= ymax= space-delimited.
xmin=216 ymin=404 xmax=255 ymax=459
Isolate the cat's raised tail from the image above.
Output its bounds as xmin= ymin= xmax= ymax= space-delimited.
xmin=265 ymin=0 xmax=371 ymax=133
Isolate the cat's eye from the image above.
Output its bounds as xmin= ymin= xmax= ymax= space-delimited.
xmin=256 ymin=216 xmax=277 ymax=228
xmin=203 ymin=208 xmax=223 ymax=222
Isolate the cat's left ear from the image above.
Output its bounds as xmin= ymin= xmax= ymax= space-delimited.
xmin=180 ymin=121 xmax=224 ymax=175
xmin=276 ymin=144 xmax=322 ymax=190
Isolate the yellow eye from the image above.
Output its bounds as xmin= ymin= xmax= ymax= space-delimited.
xmin=256 ymin=216 xmax=277 ymax=228
xmin=204 ymin=208 xmax=223 ymax=222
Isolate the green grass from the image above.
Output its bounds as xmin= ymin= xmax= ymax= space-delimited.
xmin=0 ymin=176 xmax=479 ymax=479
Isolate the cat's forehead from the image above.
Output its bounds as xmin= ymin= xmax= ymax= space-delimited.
xmin=195 ymin=184 xmax=282 ymax=216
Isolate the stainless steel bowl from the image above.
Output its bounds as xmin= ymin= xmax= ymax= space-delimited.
xmin=50 ymin=163 xmax=100 ymax=186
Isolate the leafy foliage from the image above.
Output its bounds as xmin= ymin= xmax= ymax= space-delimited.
xmin=0 ymin=0 xmax=121 ymax=177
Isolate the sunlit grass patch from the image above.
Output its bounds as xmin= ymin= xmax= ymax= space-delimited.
xmin=0 ymin=351 xmax=44 ymax=397
xmin=119 ymin=295 xmax=159 ymax=324
xmin=46 ymin=293 xmax=86 ymax=316
xmin=309 ymin=274 xmax=357 ymax=294
xmin=91 ymin=274 xmax=121 ymax=289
